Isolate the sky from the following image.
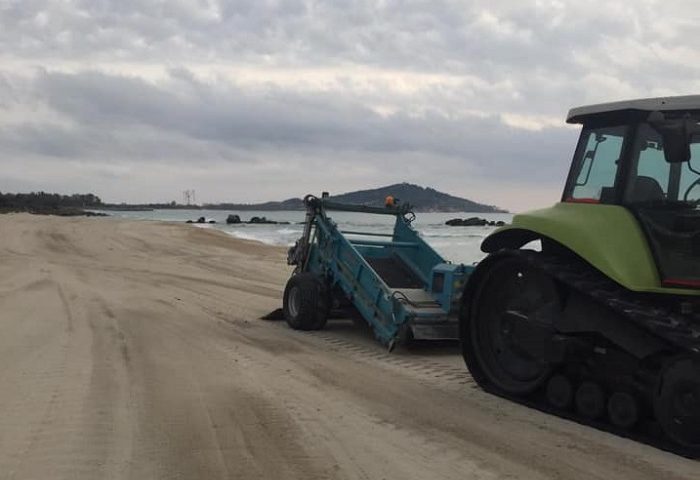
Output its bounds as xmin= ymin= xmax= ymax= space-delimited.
xmin=1 ymin=1 xmax=699 ymax=212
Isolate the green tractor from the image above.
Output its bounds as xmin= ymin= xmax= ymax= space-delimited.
xmin=461 ymin=96 xmax=700 ymax=452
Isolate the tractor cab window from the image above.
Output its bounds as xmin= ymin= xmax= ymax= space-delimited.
xmin=568 ymin=126 xmax=626 ymax=203
xmin=682 ymin=142 xmax=700 ymax=203
xmin=629 ymin=134 xmax=669 ymax=202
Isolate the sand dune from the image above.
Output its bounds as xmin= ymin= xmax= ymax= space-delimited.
xmin=0 ymin=214 xmax=696 ymax=479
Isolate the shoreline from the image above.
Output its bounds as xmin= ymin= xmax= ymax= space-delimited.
xmin=0 ymin=207 xmax=108 ymax=217
xmin=5 ymin=211 xmax=288 ymax=251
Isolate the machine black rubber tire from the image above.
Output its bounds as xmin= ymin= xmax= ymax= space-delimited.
xmin=283 ymin=273 xmax=330 ymax=331
xmin=654 ymin=357 xmax=700 ymax=451
xmin=467 ymin=256 xmax=560 ymax=395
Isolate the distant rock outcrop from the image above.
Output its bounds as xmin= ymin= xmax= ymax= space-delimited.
xmin=446 ymin=217 xmax=506 ymax=227
xmin=248 ymin=216 xmax=289 ymax=225
xmin=188 ymin=215 xmax=289 ymax=225
xmin=186 ymin=216 xmax=217 ymax=224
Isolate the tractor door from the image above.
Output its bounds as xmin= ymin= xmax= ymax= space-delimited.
xmin=564 ymin=125 xmax=627 ymax=204
xmin=625 ymin=123 xmax=700 ymax=289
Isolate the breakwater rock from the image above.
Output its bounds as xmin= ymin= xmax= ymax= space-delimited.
xmin=446 ymin=217 xmax=506 ymax=227
xmin=186 ymin=217 xmax=217 ymax=224
xmin=188 ymin=215 xmax=290 ymax=225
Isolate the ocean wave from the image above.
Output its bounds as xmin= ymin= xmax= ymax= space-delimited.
xmin=105 ymin=208 xmax=511 ymax=264
xmin=421 ymin=231 xmax=487 ymax=239
xmin=223 ymin=230 xmax=284 ymax=246
xmin=276 ymin=227 xmax=301 ymax=235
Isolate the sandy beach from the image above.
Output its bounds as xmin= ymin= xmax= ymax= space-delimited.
xmin=0 ymin=213 xmax=697 ymax=480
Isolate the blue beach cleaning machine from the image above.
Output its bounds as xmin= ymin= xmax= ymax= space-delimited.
xmin=282 ymin=193 xmax=474 ymax=349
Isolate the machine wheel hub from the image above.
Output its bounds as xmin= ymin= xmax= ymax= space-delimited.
xmin=655 ymin=357 xmax=700 ymax=449
xmin=575 ymin=382 xmax=606 ymax=419
xmin=608 ymin=392 xmax=640 ymax=429
xmin=288 ymin=285 xmax=300 ymax=317
xmin=546 ymin=374 xmax=574 ymax=409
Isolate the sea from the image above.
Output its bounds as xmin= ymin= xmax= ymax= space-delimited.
xmin=100 ymin=209 xmax=514 ymax=265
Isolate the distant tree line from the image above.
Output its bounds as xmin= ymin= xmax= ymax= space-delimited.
xmin=100 ymin=200 xmax=194 ymax=211
xmin=0 ymin=192 xmax=103 ymax=210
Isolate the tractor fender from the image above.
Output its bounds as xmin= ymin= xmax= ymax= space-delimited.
xmin=480 ymin=203 xmax=665 ymax=293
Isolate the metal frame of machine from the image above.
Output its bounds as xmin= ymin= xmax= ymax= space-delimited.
xmin=284 ymin=193 xmax=472 ymax=348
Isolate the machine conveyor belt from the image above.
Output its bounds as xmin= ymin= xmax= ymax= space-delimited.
xmin=365 ymin=255 xmax=424 ymax=289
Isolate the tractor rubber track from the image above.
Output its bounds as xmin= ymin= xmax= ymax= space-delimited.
xmin=478 ymin=249 xmax=700 ymax=458
xmin=481 ymin=380 xmax=700 ymax=458
xmin=517 ymin=250 xmax=700 ymax=354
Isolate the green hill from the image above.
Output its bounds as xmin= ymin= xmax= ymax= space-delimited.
xmin=207 ymin=183 xmax=505 ymax=213
xmin=328 ymin=183 xmax=505 ymax=213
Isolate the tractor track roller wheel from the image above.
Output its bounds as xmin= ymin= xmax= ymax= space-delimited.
xmin=654 ymin=357 xmax=700 ymax=451
xmin=546 ymin=374 xmax=574 ymax=410
xmin=607 ymin=392 xmax=640 ymax=429
xmin=575 ymin=382 xmax=606 ymax=420
xmin=468 ymin=257 xmax=561 ymax=395
xmin=283 ymin=272 xmax=330 ymax=331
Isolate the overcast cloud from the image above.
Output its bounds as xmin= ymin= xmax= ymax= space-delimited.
xmin=1 ymin=0 xmax=700 ymax=211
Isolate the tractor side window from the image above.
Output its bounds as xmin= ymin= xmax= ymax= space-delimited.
xmin=569 ymin=126 xmax=626 ymax=203
xmin=626 ymin=125 xmax=670 ymax=203
xmin=681 ymin=142 xmax=700 ymax=202
xmin=637 ymin=145 xmax=669 ymax=193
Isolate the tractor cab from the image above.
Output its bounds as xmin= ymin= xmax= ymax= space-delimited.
xmin=564 ymin=97 xmax=700 ymax=289
xmin=465 ymin=97 xmax=700 ymax=452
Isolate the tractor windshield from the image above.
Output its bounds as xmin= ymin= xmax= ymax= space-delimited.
xmin=626 ymin=122 xmax=700 ymax=288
